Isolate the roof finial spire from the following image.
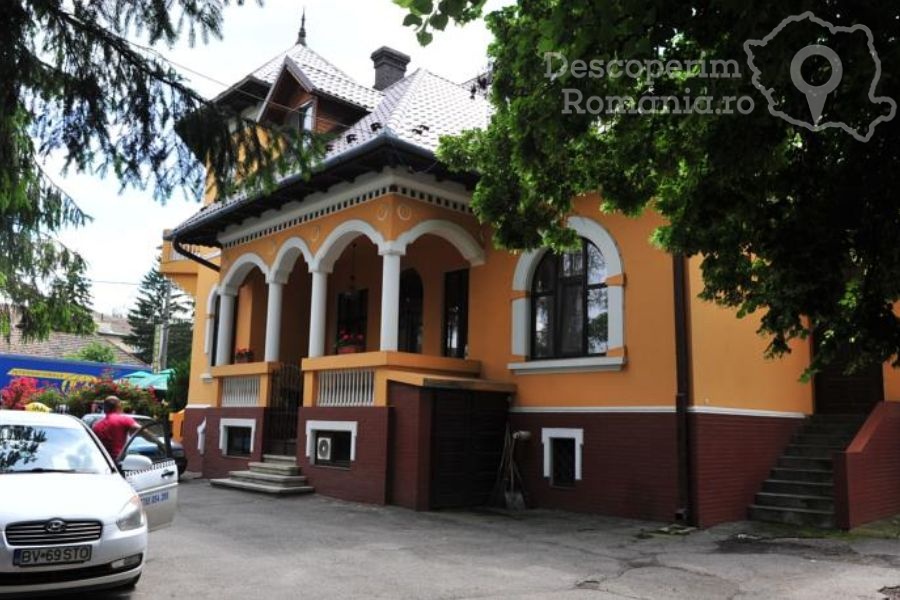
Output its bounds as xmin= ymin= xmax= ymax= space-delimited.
xmin=298 ymin=8 xmax=307 ymax=46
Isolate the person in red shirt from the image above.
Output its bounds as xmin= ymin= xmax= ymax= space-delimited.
xmin=92 ymin=396 xmax=140 ymax=460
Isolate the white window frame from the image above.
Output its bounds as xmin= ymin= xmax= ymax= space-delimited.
xmin=541 ymin=427 xmax=583 ymax=482
xmin=219 ymin=418 xmax=256 ymax=456
xmin=508 ymin=216 xmax=625 ymax=374
xmin=305 ymin=420 xmax=358 ymax=462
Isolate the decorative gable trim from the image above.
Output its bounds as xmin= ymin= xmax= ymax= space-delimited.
xmin=219 ymin=169 xmax=474 ymax=249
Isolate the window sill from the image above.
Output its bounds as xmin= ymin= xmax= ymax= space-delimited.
xmin=312 ymin=463 xmax=351 ymax=471
xmin=508 ymin=356 xmax=625 ymax=375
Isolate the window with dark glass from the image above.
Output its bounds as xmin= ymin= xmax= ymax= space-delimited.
xmin=530 ymin=238 xmax=608 ymax=359
xmin=225 ymin=426 xmax=252 ymax=457
xmin=211 ymin=295 xmax=221 ymax=367
xmin=442 ymin=269 xmax=469 ymax=359
xmin=551 ymin=438 xmax=576 ymax=487
xmin=336 ymin=289 xmax=368 ymax=349
xmin=398 ymin=269 xmax=423 ymax=353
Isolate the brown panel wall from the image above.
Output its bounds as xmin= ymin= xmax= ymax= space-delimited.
xmin=509 ymin=413 xmax=679 ymax=522
xmin=297 ymin=407 xmax=390 ymax=505
xmin=690 ymin=413 xmax=801 ymax=527
xmin=182 ymin=407 xmax=208 ymax=473
xmin=834 ymin=402 xmax=900 ymax=529
xmin=201 ymin=407 xmax=266 ymax=479
xmin=388 ymin=383 xmax=432 ymax=510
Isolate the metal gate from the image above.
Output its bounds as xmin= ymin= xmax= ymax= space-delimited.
xmin=264 ymin=364 xmax=303 ymax=456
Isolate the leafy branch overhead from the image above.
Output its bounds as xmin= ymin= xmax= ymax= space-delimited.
xmin=395 ymin=0 xmax=486 ymax=45
xmin=400 ymin=1 xmax=900 ymax=373
xmin=1 ymin=1 xmax=325 ymax=341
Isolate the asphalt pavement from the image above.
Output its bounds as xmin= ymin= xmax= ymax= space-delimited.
xmin=93 ymin=477 xmax=900 ymax=599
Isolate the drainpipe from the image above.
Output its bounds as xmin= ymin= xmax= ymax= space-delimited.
xmin=172 ymin=238 xmax=220 ymax=273
xmin=672 ymin=255 xmax=694 ymax=524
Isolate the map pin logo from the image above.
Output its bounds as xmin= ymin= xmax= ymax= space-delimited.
xmin=790 ymin=44 xmax=843 ymax=125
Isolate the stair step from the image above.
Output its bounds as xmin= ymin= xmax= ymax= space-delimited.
xmin=748 ymin=504 xmax=835 ymax=529
xmin=762 ymin=479 xmax=834 ymax=497
xmin=792 ymin=433 xmax=852 ymax=447
xmin=262 ymin=454 xmax=298 ymax=465
xmin=783 ymin=444 xmax=841 ymax=458
xmin=778 ymin=456 xmax=833 ymax=471
xmin=754 ymin=492 xmax=834 ymax=512
xmin=210 ymin=478 xmax=315 ymax=495
xmin=248 ymin=461 xmax=301 ymax=476
xmin=770 ymin=467 xmax=834 ymax=483
xmin=229 ymin=470 xmax=308 ymax=486
xmin=800 ymin=423 xmax=863 ymax=436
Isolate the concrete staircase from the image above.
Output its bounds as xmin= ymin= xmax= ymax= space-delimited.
xmin=749 ymin=414 xmax=867 ymax=528
xmin=210 ymin=454 xmax=315 ymax=496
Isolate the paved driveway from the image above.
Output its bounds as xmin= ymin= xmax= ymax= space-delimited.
xmin=100 ymin=478 xmax=900 ymax=599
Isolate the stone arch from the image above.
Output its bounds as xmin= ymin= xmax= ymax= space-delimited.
xmin=311 ymin=219 xmax=387 ymax=272
xmin=221 ymin=252 xmax=270 ymax=295
xmin=394 ymin=219 xmax=485 ymax=266
xmin=270 ymin=237 xmax=314 ymax=284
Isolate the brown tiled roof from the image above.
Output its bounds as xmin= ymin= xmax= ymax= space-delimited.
xmin=0 ymin=329 xmax=147 ymax=367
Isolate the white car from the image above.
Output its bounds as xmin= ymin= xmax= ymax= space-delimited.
xmin=0 ymin=410 xmax=178 ymax=597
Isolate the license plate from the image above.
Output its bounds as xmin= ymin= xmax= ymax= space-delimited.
xmin=13 ymin=545 xmax=92 ymax=567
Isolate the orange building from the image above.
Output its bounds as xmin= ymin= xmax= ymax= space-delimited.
xmin=161 ymin=26 xmax=900 ymax=529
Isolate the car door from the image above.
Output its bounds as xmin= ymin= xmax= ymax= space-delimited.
xmin=119 ymin=421 xmax=179 ymax=531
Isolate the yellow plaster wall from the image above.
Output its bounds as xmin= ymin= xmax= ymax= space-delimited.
xmin=687 ymin=257 xmax=813 ymax=413
xmin=280 ymin=267 xmax=312 ymax=365
xmin=401 ymin=236 xmax=469 ymax=356
xmin=468 ymin=195 xmax=679 ymax=409
xmin=233 ymin=268 xmax=267 ymax=359
xmin=186 ymin=261 xmax=221 ymax=407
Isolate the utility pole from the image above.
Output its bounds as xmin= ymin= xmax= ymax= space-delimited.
xmin=158 ymin=280 xmax=171 ymax=371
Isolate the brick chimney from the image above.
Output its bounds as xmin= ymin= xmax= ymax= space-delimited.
xmin=371 ymin=46 xmax=411 ymax=91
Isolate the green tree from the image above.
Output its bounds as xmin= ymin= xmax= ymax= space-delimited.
xmin=125 ymin=260 xmax=194 ymax=366
xmin=398 ymin=1 xmax=900 ymax=372
xmin=1 ymin=1 xmax=324 ymax=343
xmin=167 ymin=359 xmax=191 ymax=413
xmin=66 ymin=341 xmax=116 ymax=363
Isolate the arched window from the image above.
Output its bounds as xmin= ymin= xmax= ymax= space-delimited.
xmin=530 ymin=238 xmax=608 ymax=359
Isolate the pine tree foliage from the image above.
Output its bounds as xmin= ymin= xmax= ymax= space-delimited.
xmin=1 ymin=1 xmax=325 ymax=341
xmin=125 ymin=260 xmax=194 ymax=366
xmin=399 ymin=1 xmax=900 ymax=373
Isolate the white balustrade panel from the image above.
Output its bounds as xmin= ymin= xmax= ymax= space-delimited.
xmin=221 ymin=375 xmax=261 ymax=407
xmin=316 ymin=369 xmax=375 ymax=407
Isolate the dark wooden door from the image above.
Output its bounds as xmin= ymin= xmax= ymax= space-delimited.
xmin=814 ymin=352 xmax=883 ymax=415
xmin=430 ymin=390 xmax=508 ymax=509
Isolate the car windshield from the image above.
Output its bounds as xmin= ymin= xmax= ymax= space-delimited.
xmin=0 ymin=424 xmax=112 ymax=474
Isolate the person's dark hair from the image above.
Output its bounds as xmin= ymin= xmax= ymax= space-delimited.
xmin=102 ymin=396 xmax=120 ymax=414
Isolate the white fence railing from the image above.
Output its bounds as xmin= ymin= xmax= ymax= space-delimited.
xmin=221 ymin=375 xmax=261 ymax=407
xmin=316 ymin=369 xmax=375 ymax=407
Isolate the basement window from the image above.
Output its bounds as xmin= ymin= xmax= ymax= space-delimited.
xmin=225 ymin=427 xmax=252 ymax=457
xmin=219 ymin=418 xmax=256 ymax=457
xmin=314 ymin=431 xmax=352 ymax=468
xmin=541 ymin=428 xmax=583 ymax=488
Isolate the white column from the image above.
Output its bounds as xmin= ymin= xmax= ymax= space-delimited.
xmin=379 ymin=250 xmax=402 ymax=351
xmin=308 ymin=269 xmax=329 ymax=358
xmin=264 ymin=281 xmax=284 ymax=362
xmin=215 ymin=291 xmax=236 ymax=366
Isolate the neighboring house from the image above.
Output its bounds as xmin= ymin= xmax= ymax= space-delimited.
xmin=94 ymin=311 xmax=140 ymax=356
xmin=160 ymin=21 xmax=900 ymax=530
xmin=0 ymin=328 xmax=148 ymax=391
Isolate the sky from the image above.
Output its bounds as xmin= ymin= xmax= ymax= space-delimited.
xmin=57 ymin=0 xmax=507 ymax=316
